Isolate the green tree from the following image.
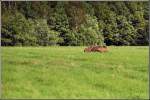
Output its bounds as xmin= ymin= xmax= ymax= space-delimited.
xmin=34 ymin=19 xmax=60 ymax=46
xmin=77 ymin=15 xmax=104 ymax=46
xmin=2 ymin=11 xmax=37 ymax=46
xmin=1 ymin=1 xmax=149 ymax=46
xmin=48 ymin=2 xmax=70 ymax=45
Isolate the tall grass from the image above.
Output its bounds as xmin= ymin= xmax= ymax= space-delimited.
xmin=1 ymin=46 xmax=149 ymax=99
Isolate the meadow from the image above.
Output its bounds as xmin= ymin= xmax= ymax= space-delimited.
xmin=1 ymin=46 xmax=149 ymax=99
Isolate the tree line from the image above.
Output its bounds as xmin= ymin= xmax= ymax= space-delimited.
xmin=1 ymin=1 xmax=149 ymax=46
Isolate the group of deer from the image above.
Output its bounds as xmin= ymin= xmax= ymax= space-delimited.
xmin=84 ymin=45 xmax=108 ymax=53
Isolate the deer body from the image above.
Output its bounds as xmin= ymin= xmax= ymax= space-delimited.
xmin=84 ymin=46 xmax=108 ymax=52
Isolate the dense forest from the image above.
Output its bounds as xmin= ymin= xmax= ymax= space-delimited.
xmin=1 ymin=1 xmax=149 ymax=46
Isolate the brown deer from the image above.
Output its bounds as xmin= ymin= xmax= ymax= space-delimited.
xmin=84 ymin=45 xmax=108 ymax=53
xmin=84 ymin=45 xmax=94 ymax=52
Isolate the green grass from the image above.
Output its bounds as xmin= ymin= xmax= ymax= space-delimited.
xmin=1 ymin=46 xmax=149 ymax=99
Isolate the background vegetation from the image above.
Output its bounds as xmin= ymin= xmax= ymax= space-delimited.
xmin=1 ymin=1 xmax=149 ymax=46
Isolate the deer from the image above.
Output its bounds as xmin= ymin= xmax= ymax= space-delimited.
xmin=84 ymin=45 xmax=108 ymax=53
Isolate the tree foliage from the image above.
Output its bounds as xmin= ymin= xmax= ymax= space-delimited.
xmin=1 ymin=1 xmax=149 ymax=46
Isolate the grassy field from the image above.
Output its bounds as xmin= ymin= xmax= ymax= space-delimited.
xmin=1 ymin=46 xmax=149 ymax=99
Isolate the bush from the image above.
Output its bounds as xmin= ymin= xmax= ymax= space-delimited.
xmin=34 ymin=19 xmax=61 ymax=46
xmin=1 ymin=11 xmax=37 ymax=46
xmin=77 ymin=15 xmax=104 ymax=46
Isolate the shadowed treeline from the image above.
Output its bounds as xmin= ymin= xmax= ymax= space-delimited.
xmin=1 ymin=1 xmax=149 ymax=46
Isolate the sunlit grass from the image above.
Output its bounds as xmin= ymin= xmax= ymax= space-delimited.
xmin=1 ymin=46 xmax=149 ymax=99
